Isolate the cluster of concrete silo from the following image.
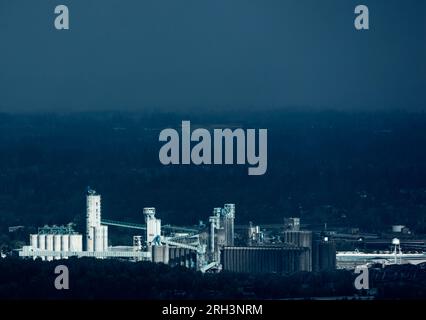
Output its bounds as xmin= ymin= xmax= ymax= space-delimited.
xmin=29 ymin=226 xmax=83 ymax=261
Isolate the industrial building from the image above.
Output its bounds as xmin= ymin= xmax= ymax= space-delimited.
xmin=283 ymin=230 xmax=313 ymax=271
xmin=19 ymin=189 xmax=336 ymax=275
xmin=207 ymin=204 xmax=235 ymax=265
xmin=20 ymin=188 xmax=150 ymax=261
xmin=220 ymin=217 xmax=336 ymax=274
xmin=222 ymin=204 xmax=235 ymax=246
xmin=247 ymin=222 xmax=264 ymax=246
xmin=28 ymin=224 xmax=82 ymax=261
xmin=312 ymin=237 xmax=337 ymax=271
xmin=86 ymin=188 xmax=108 ymax=252
xmin=336 ymin=238 xmax=426 ymax=269
xmin=221 ymin=245 xmax=308 ymax=274
xmin=284 ymin=217 xmax=300 ymax=231
xmin=144 ymin=207 xmax=162 ymax=245
xmin=168 ymin=248 xmax=198 ymax=269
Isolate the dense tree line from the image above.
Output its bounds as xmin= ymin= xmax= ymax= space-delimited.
xmin=1 ymin=111 xmax=426 ymax=245
xmin=0 ymin=257 xmax=357 ymax=299
xmin=1 ymin=257 xmax=425 ymax=299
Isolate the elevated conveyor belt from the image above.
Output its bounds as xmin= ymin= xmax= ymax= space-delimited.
xmin=101 ymin=219 xmax=199 ymax=233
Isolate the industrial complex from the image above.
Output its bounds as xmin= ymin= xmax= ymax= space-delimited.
xmin=19 ymin=188 xmax=426 ymax=273
xmin=18 ymin=188 xmax=338 ymax=273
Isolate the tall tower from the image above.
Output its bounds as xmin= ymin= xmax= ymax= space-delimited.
xmin=209 ymin=208 xmax=221 ymax=260
xmin=144 ymin=207 xmax=161 ymax=246
xmin=86 ymin=188 xmax=108 ymax=252
xmin=223 ymin=204 xmax=235 ymax=246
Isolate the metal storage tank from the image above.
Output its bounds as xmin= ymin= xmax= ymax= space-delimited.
xmin=283 ymin=230 xmax=313 ymax=271
xmin=169 ymin=247 xmax=197 ymax=270
xmin=38 ymin=234 xmax=46 ymax=250
xmin=221 ymin=246 xmax=304 ymax=274
xmin=76 ymin=234 xmax=83 ymax=252
xmin=102 ymin=226 xmax=108 ymax=251
xmin=46 ymin=234 xmax=54 ymax=261
xmin=30 ymin=234 xmax=38 ymax=249
xmin=62 ymin=235 xmax=70 ymax=258
xmin=94 ymin=227 xmax=104 ymax=252
xmin=38 ymin=235 xmax=46 ymax=261
xmin=152 ymin=245 xmax=169 ymax=264
xmin=53 ymin=235 xmax=62 ymax=259
xmin=283 ymin=230 xmax=312 ymax=248
xmin=38 ymin=235 xmax=46 ymax=260
xmin=223 ymin=204 xmax=235 ymax=246
xmin=69 ymin=234 xmax=83 ymax=252
xmin=313 ymin=239 xmax=336 ymax=272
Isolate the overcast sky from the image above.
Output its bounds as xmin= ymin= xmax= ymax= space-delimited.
xmin=0 ymin=0 xmax=425 ymax=113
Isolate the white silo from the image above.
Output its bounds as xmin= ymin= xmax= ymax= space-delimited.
xmin=86 ymin=188 xmax=106 ymax=252
xmin=69 ymin=235 xmax=77 ymax=252
xmin=223 ymin=204 xmax=235 ymax=246
xmin=46 ymin=234 xmax=54 ymax=261
xmin=144 ymin=207 xmax=161 ymax=245
xmin=102 ymin=225 xmax=108 ymax=251
xmin=38 ymin=234 xmax=46 ymax=261
xmin=94 ymin=228 xmax=101 ymax=252
xmin=30 ymin=234 xmax=38 ymax=249
xmin=38 ymin=234 xmax=46 ymax=250
xmin=70 ymin=234 xmax=83 ymax=252
xmin=54 ymin=235 xmax=62 ymax=259
xmin=62 ymin=234 xmax=70 ymax=258
xmin=76 ymin=234 xmax=83 ymax=251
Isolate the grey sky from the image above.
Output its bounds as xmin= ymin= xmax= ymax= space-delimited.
xmin=0 ymin=0 xmax=425 ymax=112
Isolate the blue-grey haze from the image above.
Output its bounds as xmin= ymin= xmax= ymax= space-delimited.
xmin=0 ymin=0 xmax=425 ymax=112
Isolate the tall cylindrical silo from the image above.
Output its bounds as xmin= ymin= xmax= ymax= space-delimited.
xmin=283 ymin=230 xmax=313 ymax=271
xmin=86 ymin=190 xmax=101 ymax=252
xmin=94 ymin=228 xmax=103 ymax=252
xmin=70 ymin=234 xmax=83 ymax=252
xmin=62 ymin=235 xmax=70 ymax=259
xmin=30 ymin=234 xmax=38 ymax=249
xmin=46 ymin=235 xmax=54 ymax=261
xmin=103 ymin=226 xmax=108 ymax=252
xmin=38 ymin=234 xmax=46 ymax=261
xmin=54 ymin=235 xmax=62 ymax=260
xmin=38 ymin=235 xmax=46 ymax=250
